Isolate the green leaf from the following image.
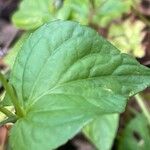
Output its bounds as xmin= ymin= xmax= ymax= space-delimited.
xmin=93 ymin=0 xmax=132 ymax=26
xmin=119 ymin=114 xmax=150 ymax=150
xmin=65 ymin=0 xmax=89 ymax=24
xmin=12 ymin=0 xmax=51 ymax=30
xmin=57 ymin=0 xmax=132 ymax=27
xmin=83 ymin=114 xmax=119 ymax=150
xmin=52 ymin=0 xmax=89 ymax=24
xmin=7 ymin=20 xmax=150 ymax=150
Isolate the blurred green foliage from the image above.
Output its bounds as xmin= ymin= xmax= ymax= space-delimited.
xmin=119 ymin=114 xmax=150 ymax=150
xmin=109 ymin=20 xmax=145 ymax=58
xmin=12 ymin=0 xmax=133 ymax=30
xmin=12 ymin=0 xmax=51 ymax=30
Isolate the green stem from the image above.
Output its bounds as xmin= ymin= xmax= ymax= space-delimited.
xmin=0 ymin=116 xmax=17 ymax=127
xmin=135 ymin=94 xmax=150 ymax=124
xmin=0 ymin=107 xmax=15 ymax=118
xmin=0 ymin=72 xmax=24 ymax=117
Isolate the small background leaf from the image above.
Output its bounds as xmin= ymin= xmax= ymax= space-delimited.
xmin=12 ymin=0 xmax=51 ymax=30
xmin=118 ymin=114 xmax=150 ymax=150
xmin=83 ymin=114 xmax=119 ymax=150
xmin=93 ymin=0 xmax=132 ymax=27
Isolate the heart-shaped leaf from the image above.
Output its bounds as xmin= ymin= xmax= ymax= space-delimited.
xmin=7 ymin=20 xmax=150 ymax=150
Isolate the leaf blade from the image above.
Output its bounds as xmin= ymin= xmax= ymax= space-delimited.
xmin=8 ymin=20 xmax=150 ymax=150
